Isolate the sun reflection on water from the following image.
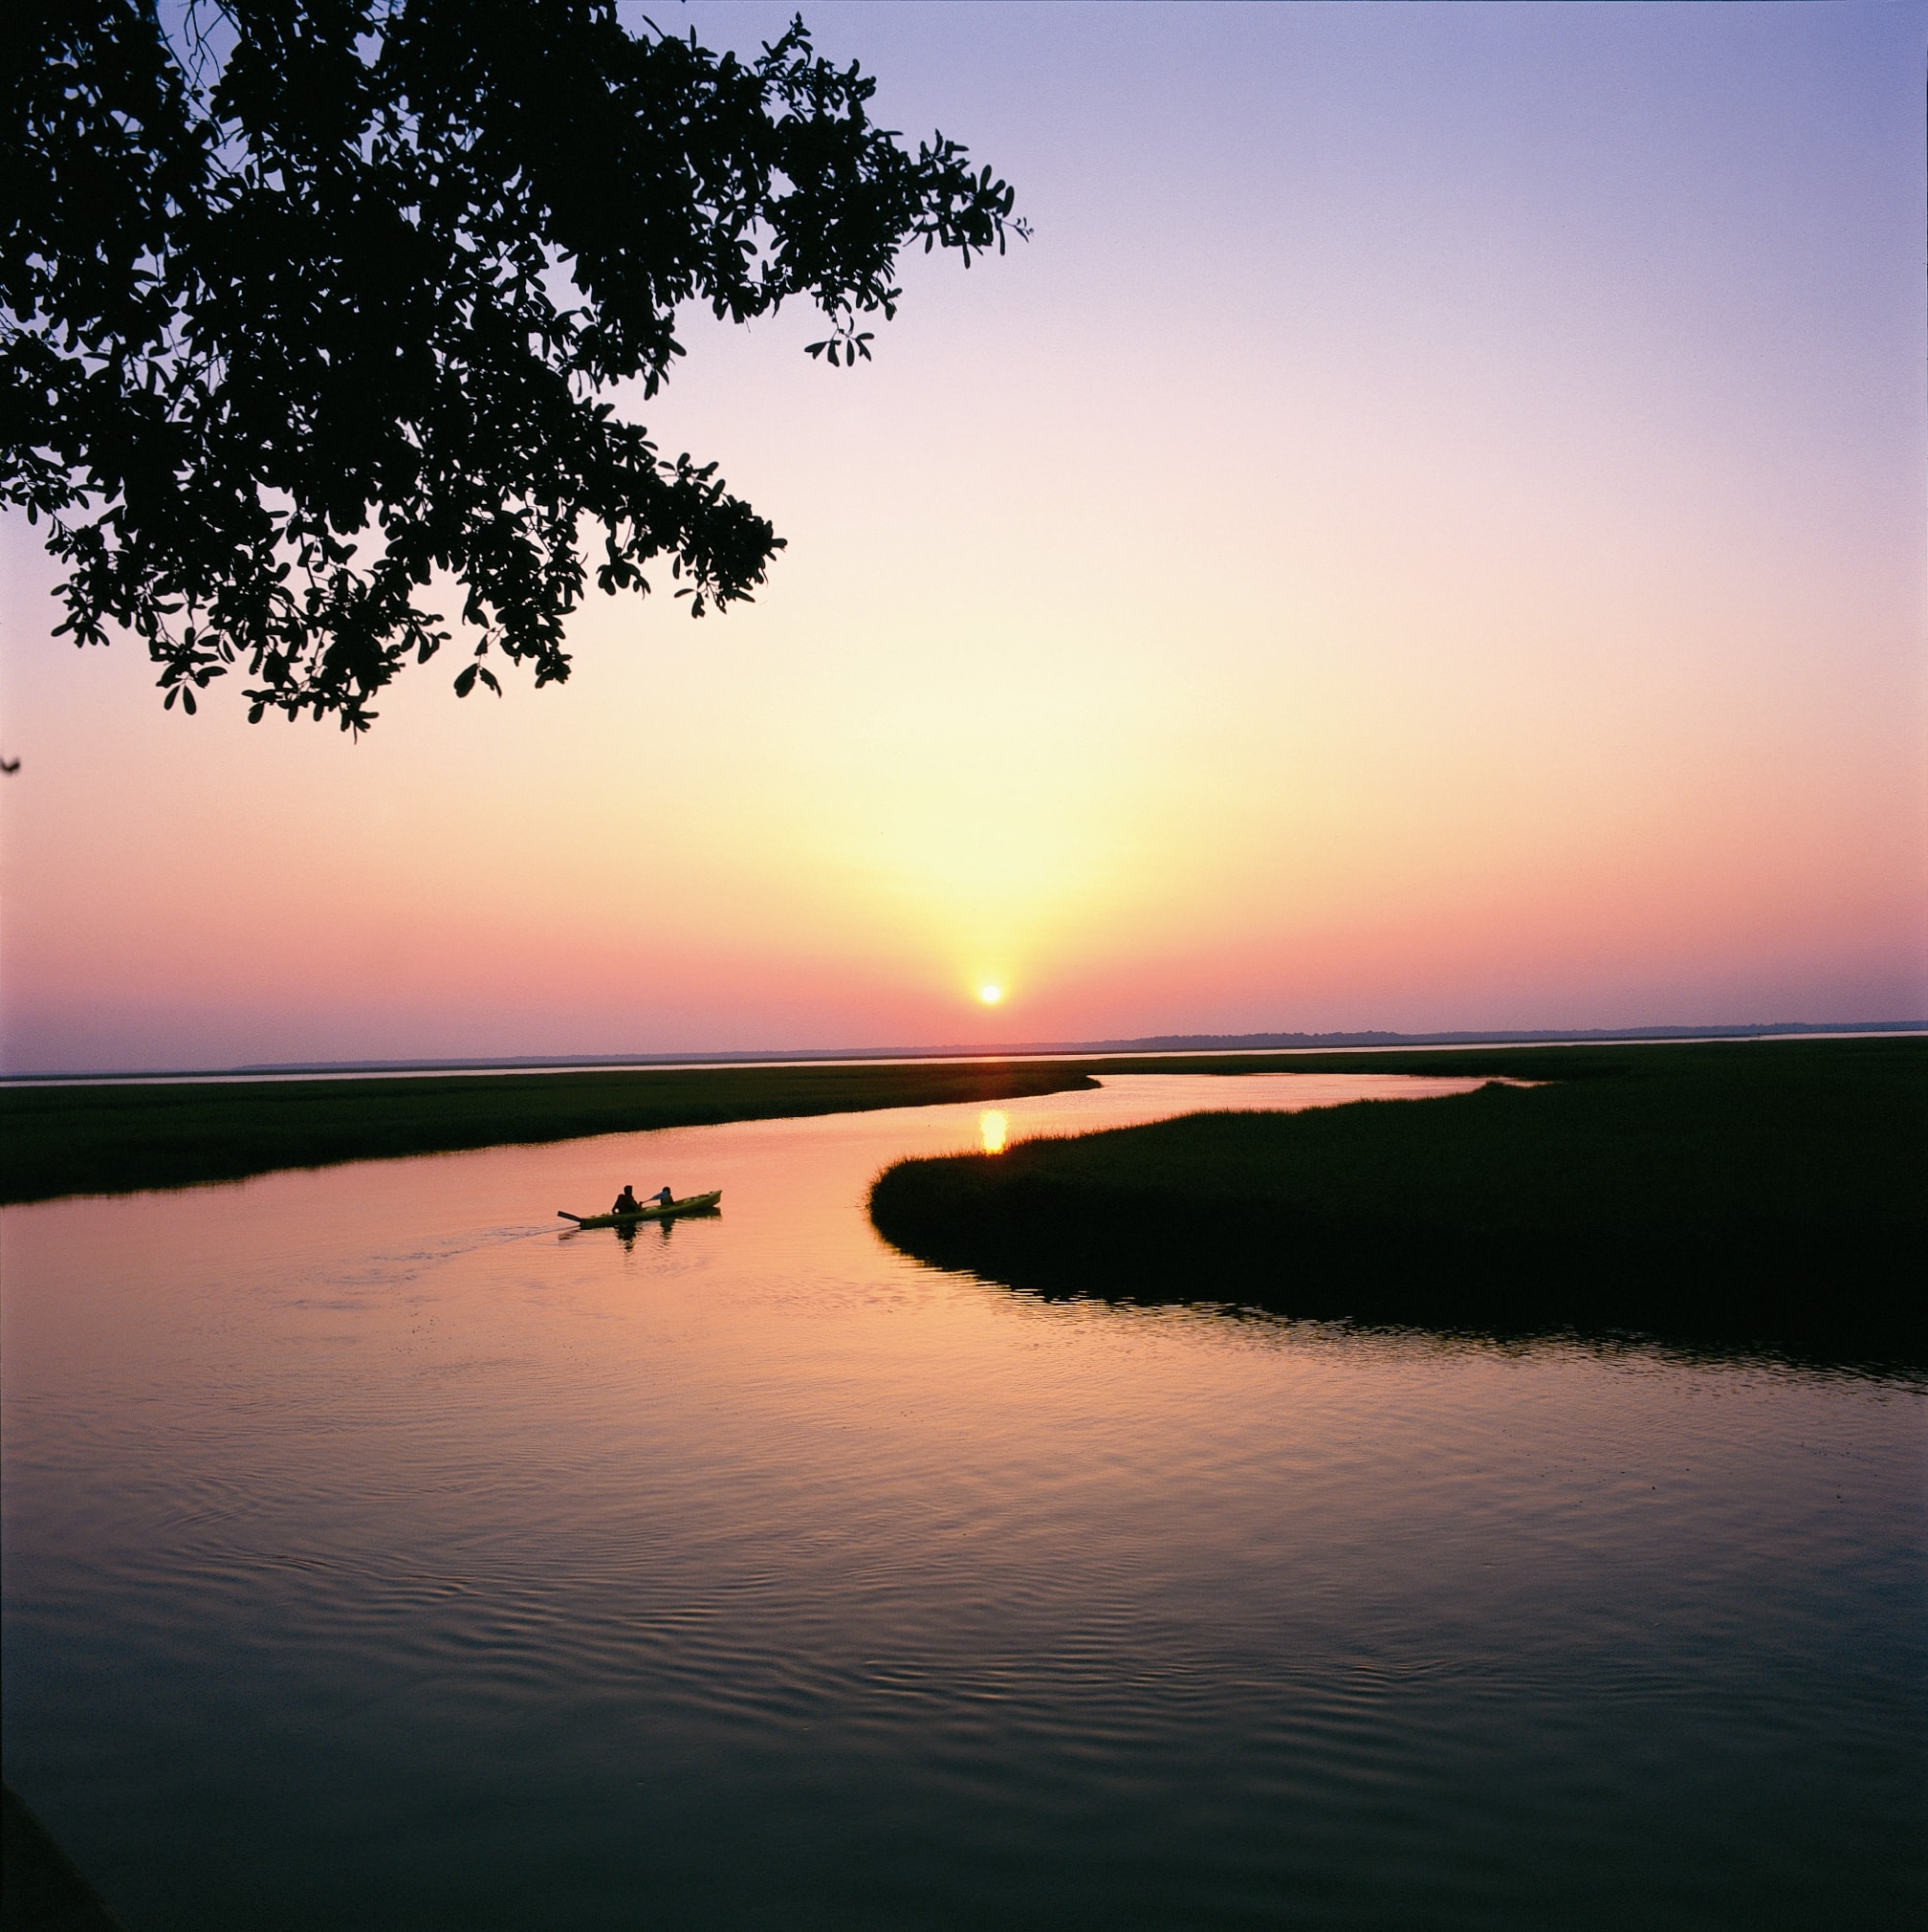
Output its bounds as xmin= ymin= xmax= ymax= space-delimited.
xmin=3 ymin=1083 xmax=1917 ymax=1932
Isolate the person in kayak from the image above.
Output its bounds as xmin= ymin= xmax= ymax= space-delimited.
xmin=611 ymin=1184 xmax=642 ymax=1217
xmin=652 ymin=1185 xmax=674 ymax=1207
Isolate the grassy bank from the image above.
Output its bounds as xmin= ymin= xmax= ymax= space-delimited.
xmin=868 ymin=1039 xmax=1928 ymax=1364
xmin=0 ymin=1059 xmax=1107 ymax=1205
xmin=0 ymin=1042 xmax=1672 ymax=1207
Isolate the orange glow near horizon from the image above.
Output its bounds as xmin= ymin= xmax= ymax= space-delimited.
xmin=0 ymin=6 xmax=1922 ymax=1073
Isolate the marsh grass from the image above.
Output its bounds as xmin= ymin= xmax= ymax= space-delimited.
xmin=0 ymin=1060 xmax=1105 ymax=1205
xmin=867 ymin=1039 xmax=1928 ymax=1364
xmin=0 ymin=1042 xmax=1659 ymax=1206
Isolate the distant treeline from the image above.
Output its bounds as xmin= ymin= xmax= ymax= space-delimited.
xmin=1059 ymin=1021 xmax=1922 ymax=1054
xmin=868 ymin=1038 xmax=1928 ymax=1369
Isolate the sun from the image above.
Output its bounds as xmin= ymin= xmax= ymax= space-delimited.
xmin=978 ymin=983 xmax=1003 ymax=1005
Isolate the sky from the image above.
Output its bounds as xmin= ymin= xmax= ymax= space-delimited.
xmin=2 ymin=1 xmax=1923 ymax=1073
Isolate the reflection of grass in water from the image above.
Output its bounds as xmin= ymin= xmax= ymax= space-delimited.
xmin=868 ymin=1039 xmax=1928 ymax=1365
xmin=0 ymin=1062 xmax=1102 ymax=1205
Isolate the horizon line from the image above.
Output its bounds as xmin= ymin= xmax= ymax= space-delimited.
xmin=4 ymin=1019 xmax=1922 ymax=1087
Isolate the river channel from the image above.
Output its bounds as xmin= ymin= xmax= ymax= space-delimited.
xmin=3 ymin=1073 xmax=1921 ymax=1928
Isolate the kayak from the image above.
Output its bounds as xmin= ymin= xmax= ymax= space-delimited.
xmin=558 ymin=1191 xmax=722 ymax=1229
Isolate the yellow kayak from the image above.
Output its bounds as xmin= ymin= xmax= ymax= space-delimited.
xmin=558 ymin=1191 xmax=722 ymax=1229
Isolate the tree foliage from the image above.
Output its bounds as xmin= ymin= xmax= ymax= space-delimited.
xmin=2 ymin=1 xmax=1021 ymax=728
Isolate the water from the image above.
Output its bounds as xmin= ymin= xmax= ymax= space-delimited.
xmin=3 ymin=1074 xmax=1922 ymax=1929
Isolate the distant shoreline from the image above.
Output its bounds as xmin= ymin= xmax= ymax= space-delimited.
xmin=4 ymin=1033 xmax=1923 ymax=1215
xmin=0 ymin=1059 xmax=1106 ymax=1206
xmin=4 ymin=1020 xmax=1920 ymax=1087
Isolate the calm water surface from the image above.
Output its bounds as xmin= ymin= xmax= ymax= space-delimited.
xmin=3 ymin=1074 xmax=1922 ymax=1929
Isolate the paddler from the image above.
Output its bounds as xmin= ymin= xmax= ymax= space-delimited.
xmin=611 ymin=1184 xmax=642 ymax=1217
xmin=652 ymin=1185 xmax=673 ymax=1207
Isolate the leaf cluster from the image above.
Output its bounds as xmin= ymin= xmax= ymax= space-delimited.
xmin=2 ymin=1 xmax=1022 ymax=727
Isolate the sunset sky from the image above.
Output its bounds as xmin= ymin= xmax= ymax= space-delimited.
xmin=2 ymin=0 xmax=1922 ymax=1073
